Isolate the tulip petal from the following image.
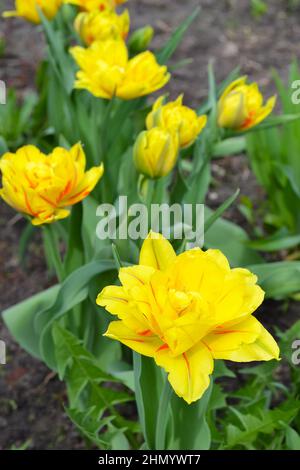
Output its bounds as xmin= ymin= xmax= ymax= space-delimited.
xmin=63 ymin=164 xmax=104 ymax=206
xmin=70 ymin=142 xmax=86 ymax=171
xmin=249 ymin=95 xmax=277 ymax=129
xmin=96 ymin=285 xmax=130 ymax=316
xmin=31 ymin=208 xmax=70 ymax=226
xmin=214 ymin=268 xmax=265 ymax=325
xmin=119 ymin=265 xmax=155 ymax=289
xmin=155 ymin=342 xmax=214 ymax=404
xmin=219 ymin=76 xmax=248 ymax=103
xmin=204 ymin=316 xmax=280 ymax=362
xmin=139 ymin=231 xmax=176 ymax=270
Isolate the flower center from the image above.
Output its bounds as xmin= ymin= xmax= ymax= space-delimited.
xmin=168 ymin=289 xmax=191 ymax=313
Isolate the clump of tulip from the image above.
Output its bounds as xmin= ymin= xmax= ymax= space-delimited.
xmin=133 ymin=95 xmax=207 ymax=180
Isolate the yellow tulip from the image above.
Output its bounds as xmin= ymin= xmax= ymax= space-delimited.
xmin=2 ymin=0 xmax=63 ymax=23
xmin=70 ymin=39 xmax=170 ymax=100
xmin=74 ymin=9 xmax=130 ymax=45
xmin=133 ymin=128 xmax=179 ymax=179
xmin=147 ymin=95 xmax=207 ymax=148
xmin=0 ymin=143 xmax=103 ymax=226
xmin=64 ymin=0 xmax=126 ymax=11
xmin=97 ymin=232 xmax=279 ymax=404
xmin=218 ymin=76 xmax=276 ymax=131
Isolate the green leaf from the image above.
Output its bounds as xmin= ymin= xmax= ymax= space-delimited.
xmin=209 ymin=384 xmax=227 ymax=411
xmin=247 ymin=233 xmax=300 ymax=252
xmin=213 ymin=136 xmax=246 ymax=158
xmin=53 ymin=323 xmax=133 ymax=449
xmin=2 ymin=285 xmax=60 ymax=360
xmin=0 ymin=136 xmax=8 ymax=155
xmin=169 ymin=382 xmax=212 ymax=450
xmin=213 ymin=361 xmax=235 ymax=379
xmin=204 ymin=189 xmax=240 ymax=233
xmin=36 ymin=259 xmax=118 ymax=368
xmin=66 ymin=408 xmax=113 ymax=447
xmin=204 ymin=208 xmax=263 ymax=267
xmin=286 ymin=426 xmax=300 ymax=450
xmin=225 ymin=407 xmax=299 ymax=449
xmin=197 ymin=66 xmax=240 ymax=115
xmin=18 ymin=222 xmax=36 ymax=265
xmin=38 ymin=9 xmax=75 ymax=94
xmin=64 ymin=203 xmax=85 ymax=275
xmin=249 ymin=261 xmax=300 ymax=298
xmin=133 ymin=353 xmax=165 ymax=450
xmin=251 ymin=113 xmax=300 ymax=131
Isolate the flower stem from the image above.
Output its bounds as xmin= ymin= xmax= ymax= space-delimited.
xmin=155 ymin=376 xmax=172 ymax=450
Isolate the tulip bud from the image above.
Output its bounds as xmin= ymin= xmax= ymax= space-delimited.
xmin=133 ymin=128 xmax=179 ymax=179
xmin=128 ymin=26 xmax=154 ymax=53
xmin=217 ymin=76 xmax=276 ymax=131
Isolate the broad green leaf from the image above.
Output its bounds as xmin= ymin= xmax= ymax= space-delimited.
xmin=0 ymin=136 xmax=8 ymax=155
xmin=249 ymin=261 xmax=300 ymax=298
xmin=204 ymin=207 xmax=263 ymax=266
xmin=213 ymin=136 xmax=246 ymax=158
xmin=2 ymin=285 xmax=60 ymax=360
xmin=36 ymin=259 xmax=118 ymax=368
xmin=133 ymin=353 xmax=164 ymax=450
xmin=64 ymin=203 xmax=85 ymax=275
xmin=286 ymin=426 xmax=300 ymax=450
xmin=247 ymin=233 xmax=300 ymax=252
xmin=169 ymin=382 xmax=212 ymax=450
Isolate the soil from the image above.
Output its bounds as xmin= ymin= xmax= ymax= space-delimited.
xmin=0 ymin=0 xmax=300 ymax=450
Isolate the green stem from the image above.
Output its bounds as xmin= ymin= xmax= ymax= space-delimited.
xmin=43 ymin=225 xmax=65 ymax=283
xmin=155 ymin=376 xmax=172 ymax=450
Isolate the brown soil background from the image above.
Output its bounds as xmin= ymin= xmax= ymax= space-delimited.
xmin=0 ymin=0 xmax=300 ymax=449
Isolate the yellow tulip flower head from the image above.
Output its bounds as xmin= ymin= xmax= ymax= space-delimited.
xmin=74 ymin=9 xmax=130 ymax=45
xmin=70 ymin=39 xmax=170 ymax=100
xmin=133 ymin=128 xmax=179 ymax=179
xmin=0 ymin=143 xmax=104 ymax=226
xmin=218 ymin=76 xmax=276 ymax=131
xmin=97 ymin=232 xmax=279 ymax=404
xmin=147 ymin=95 xmax=207 ymax=149
xmin=64 ymin=0 xmax=126 ymax=11
xmin=3 ymin=0 xmax=63 ymax=23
